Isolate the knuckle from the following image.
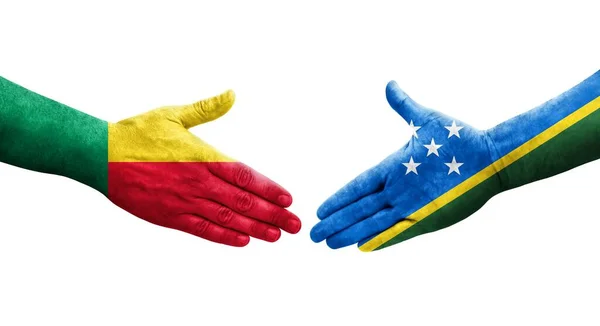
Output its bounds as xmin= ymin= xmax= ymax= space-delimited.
xmin=234 ymin=166 xmax=254 ymax=188
xmin=192 ymin=165 xmax=212 ymax=183
xmin=198 ymin=174 xmax=219 ymax=197
xmin=204 ymin=183 xmax=220 ymax=199
xmin=248 ymin=220 xmax=260 ymax=236
xmin=193 ymin=219 xmax=211 ymax=236
xmin=234 ymin=191 xmax=255 ymax=212
xmin=218 ymin=230 xmax=232 ymax=244
xmin=216 ymin=206 xmax=235 ymax=226
xmin=193 ymin=100 xmax=207 ymax=114
xmin=269 ymin=207 xmax=283 ymax=226
xmin=262 ymin=183 xmax=275 ymax=197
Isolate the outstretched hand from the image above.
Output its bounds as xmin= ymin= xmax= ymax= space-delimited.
xmin=108 ymin=91 xmax=301 ymax=247
xmin=311 ymin=81 xmax=499 ymax=251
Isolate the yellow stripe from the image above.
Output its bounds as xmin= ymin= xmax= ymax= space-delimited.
xmin=108 ymin=115 xmax=234 ymax=163
xmin=359 ymin=95 xmax=600 ymax=252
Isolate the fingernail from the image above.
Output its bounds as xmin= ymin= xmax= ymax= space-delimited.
xmin=278 ymin=195 xmax=292 ymax=207
xmin=286 ymin=219 xmax=302 ymax=234
xmin=265 ymin=228 xmax=281 ymax=242
xmin=236 ymin=235 xmax=249 ymax=246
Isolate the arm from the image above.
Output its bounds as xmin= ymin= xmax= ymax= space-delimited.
xmin=0 ymin=76 xmax=301 ymax=246
xmin=488 ymin=71 xmax=600 ymax=190
xmin=0 ymin=77 xmax=108 ymax=193
xmin=311 ymin=70 xmax=600 ymax=252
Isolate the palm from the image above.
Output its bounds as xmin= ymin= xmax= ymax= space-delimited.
xmin=311 ymin=81 xmax=499 ymax=251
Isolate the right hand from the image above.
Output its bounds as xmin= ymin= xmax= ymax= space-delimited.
xmin=107 ymin=90 xmax=301 ymax=247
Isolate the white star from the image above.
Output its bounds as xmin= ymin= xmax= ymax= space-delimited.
xmin=445 ymin=156 xmax=464 ymax=175
xmin=409 ymin=120 xmax=421 ymax=138
xmin=423 ymin=138 xmax=443 ymax=157
xmin=445 ymin=120 xmax=464 ymax=138
xmin=402 ymin=156 xmax=421 ymax=175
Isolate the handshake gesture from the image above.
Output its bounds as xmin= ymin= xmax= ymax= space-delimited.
xmin=2 ymin=71 xmax=600 ymax=251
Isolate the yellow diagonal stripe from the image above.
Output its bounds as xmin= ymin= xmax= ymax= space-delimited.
xmin=360 ymin=95 xmax=600 ymax=252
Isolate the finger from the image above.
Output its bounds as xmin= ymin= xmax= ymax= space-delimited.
xmin=208 ymin=162 xmax=293 ymax=207
xmin=189 ymin=198 xmax=282 ymax=242
xmin=310 ymin=192 xmax=387 ymax=243
xmin=173 ymin=89 xmax=236 ymax=128
xmin=386 ymin=81 xmax=432 ymax=125
xmin=202 ymin=179 xmax=302 ymax=234
xmin=172 ymin=214 xmax=250 ymax=247
xmin=325 ymin=208 xmax=404 ymax=249
xmin=316 ymin=165 xmax=385 ymax=220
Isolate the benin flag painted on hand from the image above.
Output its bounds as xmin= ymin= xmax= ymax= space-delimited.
xmin=105 ymin=91 xmax=301 ymax=246
xmin=0 ymin=77 xmax=300 ymax=247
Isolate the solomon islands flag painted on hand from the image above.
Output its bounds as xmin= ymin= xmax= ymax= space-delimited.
xmin=312 ymin=71 xmax=600 ymax=252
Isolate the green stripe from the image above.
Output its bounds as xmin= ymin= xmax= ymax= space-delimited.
xmin=377 ymin=106 xmax=600 ymax=250
xmin=0 ymin=77 xmax=108 ymax=195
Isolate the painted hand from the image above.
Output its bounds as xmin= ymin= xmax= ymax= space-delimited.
xmin=108 ymin=91 xmax=301 ymax=247
xmin=311 ymin=81 xmax=499 ymax=252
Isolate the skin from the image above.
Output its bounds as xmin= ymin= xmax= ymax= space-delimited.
xmin=311 ymin=73 xmax=600 ymax=251
xmin=0 ymin=77 xmax=301 ymax=247
xmin=310 ymin=81 xmax=495 ymax=249
xmin=108 ymin=90 xmax=302 ymax=247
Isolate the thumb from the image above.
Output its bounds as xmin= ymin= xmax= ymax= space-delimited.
xmin=385 ymin=81 xmax=431 ymax=125
xmin=174 ymin=89 xmax=236 ymax=128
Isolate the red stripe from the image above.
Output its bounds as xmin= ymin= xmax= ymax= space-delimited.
xmin=108 ymin=162 xmax=300 ymax=245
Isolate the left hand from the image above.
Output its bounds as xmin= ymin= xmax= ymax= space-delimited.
xmin=311 ymin=81 xmax=499 ymax=252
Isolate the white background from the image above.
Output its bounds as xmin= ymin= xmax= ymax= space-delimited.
xmin=1 ymin=1 xmax=599 ymax=325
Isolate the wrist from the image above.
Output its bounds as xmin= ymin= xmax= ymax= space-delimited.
xmin=61 ymin=113 xmax=109 ymax=195
xmin=485 ymin=70 xmax=600 ymax=190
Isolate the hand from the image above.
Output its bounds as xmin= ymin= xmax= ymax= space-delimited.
xmin=108 ymin=90 xmax=301 ymax=247
xmin=311 ymin=81 xmax=501 ymax=252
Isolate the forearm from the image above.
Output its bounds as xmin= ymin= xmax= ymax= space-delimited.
xmin=486 ymin=70 xmax=600 ymax=190
xmin=0 ymin=77 xmax=108 ymax=194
